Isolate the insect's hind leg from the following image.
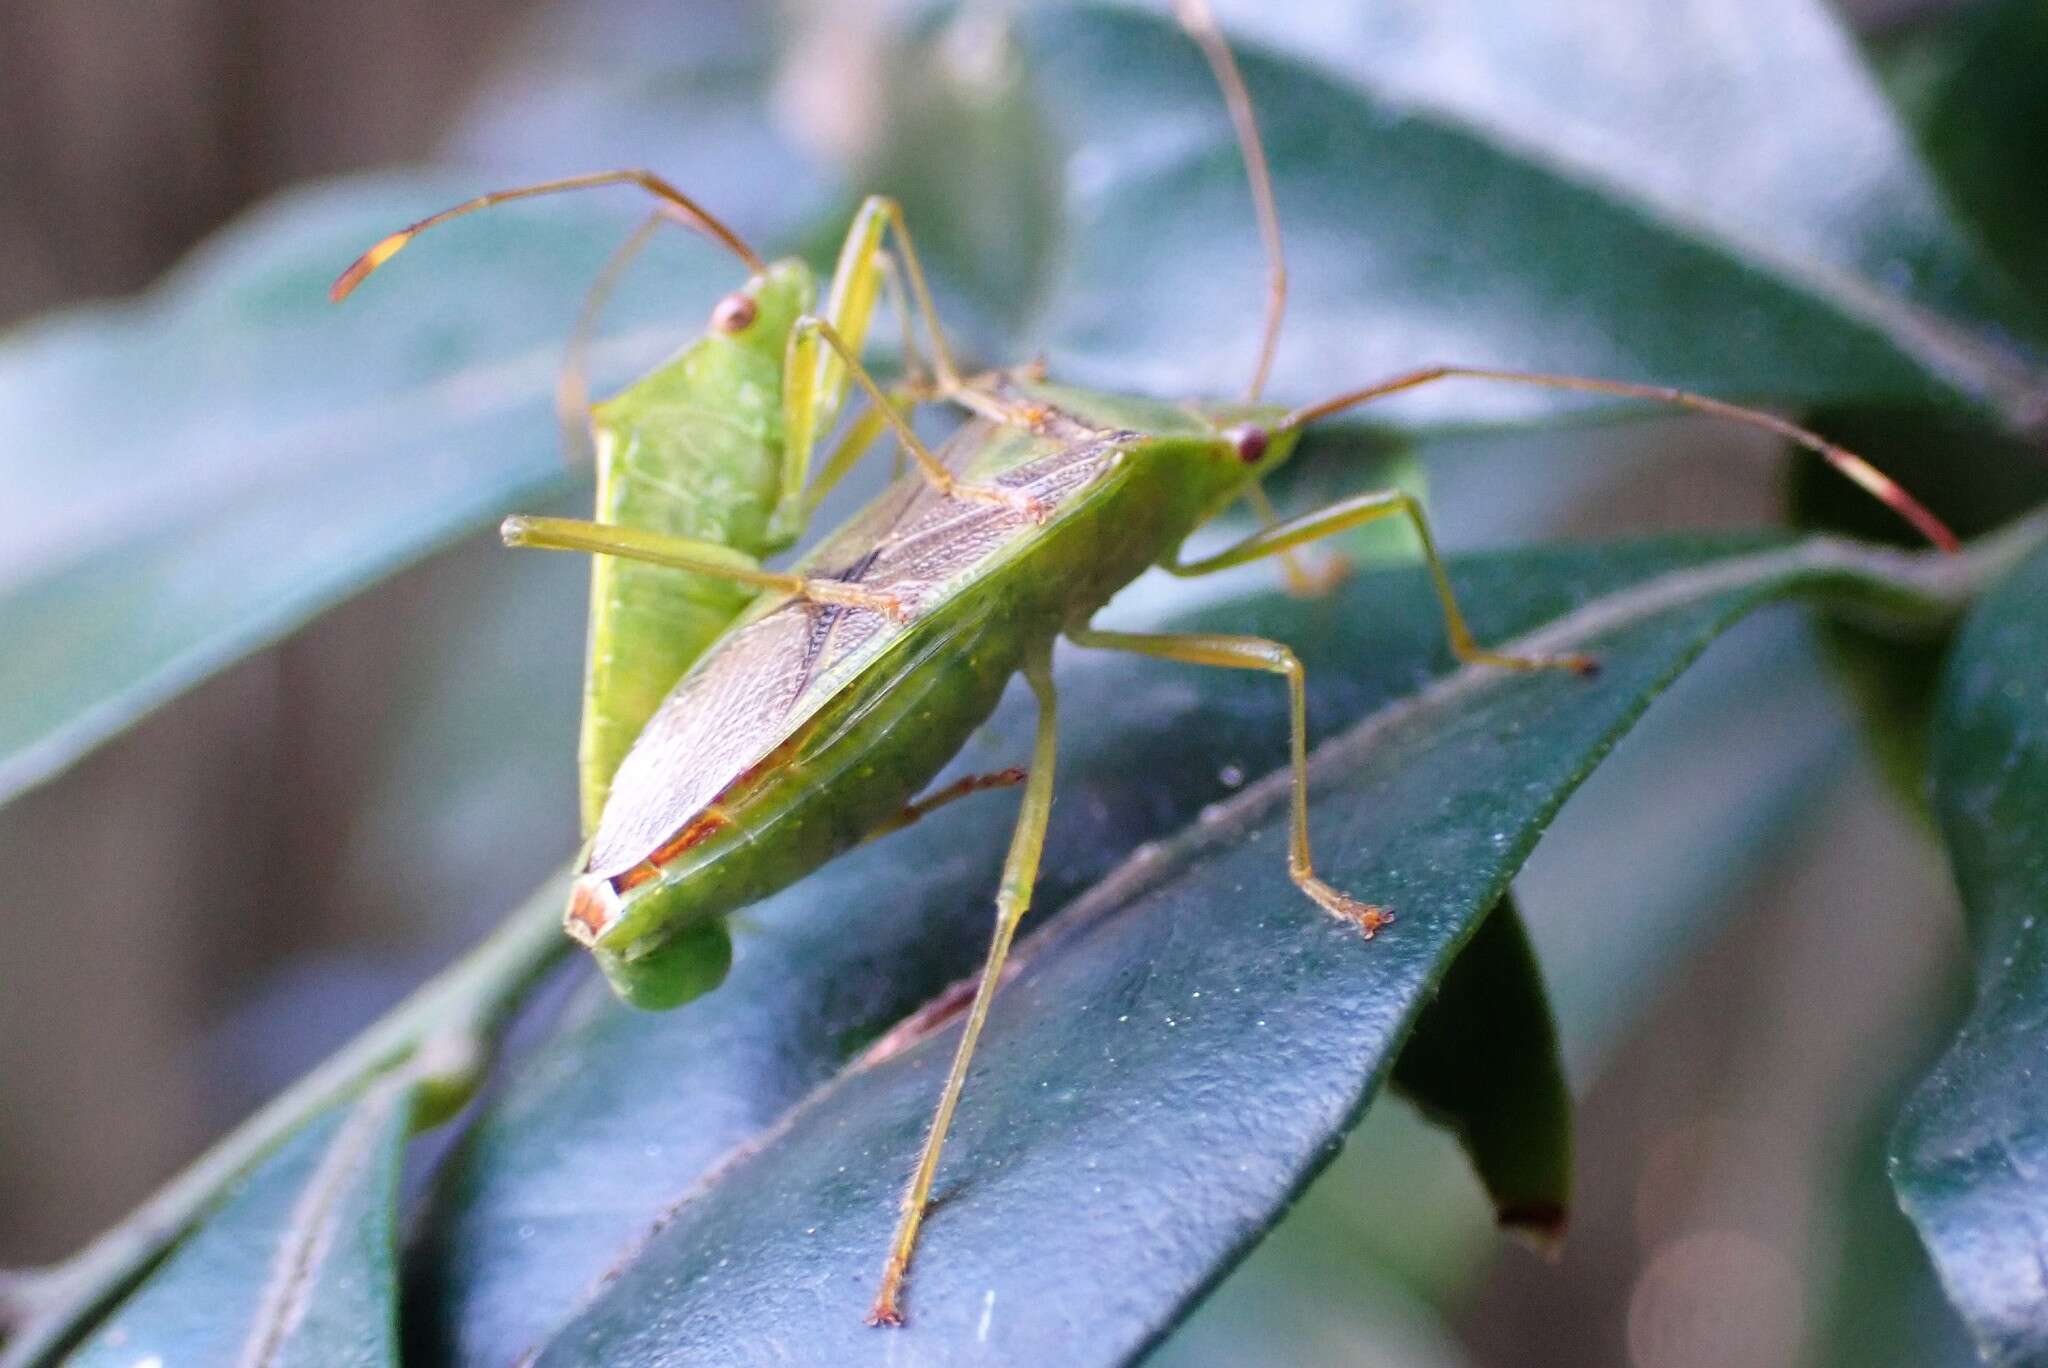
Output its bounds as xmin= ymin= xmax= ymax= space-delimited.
xmin=1168 ymin=488 xmax=1598 ymax=675
xmin=500 ymin=515 xmax=912 ymax=622
xmin=870 ymin=648 xmax=1060 ymax=1328
xmin=863 ymin=767 xmax=1029 ymax=842
xmin=1068 ymin=627 xmax=1388 ymax=935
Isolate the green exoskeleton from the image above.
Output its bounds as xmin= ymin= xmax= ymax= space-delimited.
xmin=334 ymin=171 xmax=1036 ymax=1002
xmin=342 ymin=2 xmax=1960 ymax=1329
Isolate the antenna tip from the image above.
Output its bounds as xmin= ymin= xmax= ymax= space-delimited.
xmin=329 ymin=230 xmax=412 ymax=303
xmin=1825 ymin=448 xmax=1960 ymax=553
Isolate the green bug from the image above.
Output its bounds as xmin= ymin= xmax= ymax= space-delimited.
xmin=334 ymin=170 xmax=1035 ymax=1003
xmin=346 ymin=1 xmax=1960 ymax=1328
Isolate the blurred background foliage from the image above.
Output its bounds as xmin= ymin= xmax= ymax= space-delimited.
xmin=2 ymin=0 xmax=2045 ymax=1363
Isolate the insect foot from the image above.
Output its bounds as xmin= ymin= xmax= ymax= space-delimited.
xmin=868 ymin=1256 xmax=910 ymax=1328
xmin=1299 ymin=874 xmax=1394 ymax=938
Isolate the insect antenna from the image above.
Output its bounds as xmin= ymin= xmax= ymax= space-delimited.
xmin=1281 ymin=365 xmax=1963 ymax=552
xmin=329 ymin=169 xmax=767 ymax=303
xmin=554 ymin=209 xmax=670 ymax=471
xmin=1174 ymin=0 xmax=1287 ymax=405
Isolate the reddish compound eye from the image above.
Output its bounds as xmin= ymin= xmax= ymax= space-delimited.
xmin=1227 ymin=424 xmax=1269 ymax=463
xmin=710 ymin=292 xmax=757 ymax=334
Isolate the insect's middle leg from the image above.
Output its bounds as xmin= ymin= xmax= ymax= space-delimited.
xmin=1068 ymin=627 xmax=1388 ymax=936
xmin=1240 ymin=481 xmax=1349 ymax=596
xmin=1169 ymin=488 xmax=1598 ymax=675
xmin=870 ymin=648 xmax=1060 ymax=1327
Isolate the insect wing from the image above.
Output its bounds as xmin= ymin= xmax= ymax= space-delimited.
xmin=585 ymin=418 xmax=1125 ymax=880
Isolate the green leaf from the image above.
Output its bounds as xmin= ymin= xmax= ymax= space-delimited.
xmin=1892 ymin=542 xmax=2048 ymax=1366
xmin=525 ymin=530 xmax=2017 ymax=1366
xmin=413 ymin=524 xmax=2034 ymax=1365
xmin=0 ymin=879 xmax=568 ymax=1368
xmin=67 ymin=1081 xmax=416 ymax=1368
xmin=0 ymin=22 xmax=824 ymax=811
xmin=1785 ymin=403 xmax=2048 ymax=807
xmin=1906 ymin=0 xmax=2048 ymax=317
xmin=1391 ymin=894 xmax=1570 ymax=1241
xmin=1191 ymin=0 xmax=2043 ymax=340
xmin=1001 ymin=6 xmax=2041 ymax=425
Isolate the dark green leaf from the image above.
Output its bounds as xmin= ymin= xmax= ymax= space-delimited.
xmin=411 ymin=525 xmax=2031 ymax=1366
xmin=1907 ymin=0 xmax=2048 ymax=318
xmin=1391 ymin=895 xmax=1570 ymax=1241
xmin=415 ymin=498 xmax=1579 ymax=1365
xmin=0 ymin=878 xmax=569 ymax=1368
xmin=68 ymin=1081 xmax=416 ymax=1368
xmin=524 ymin=529 xmax=2008 ymax=1366
xmin=1190 ymin=0 xmax=2042 ymax=342
xmin=1815 ymin=1042 xmax=1978 ymax=1368
xmin=1003 ymin=7 xmax=2040 ymax=424
xmin=0 ymin=21 xmax=824 ymax=810
xmin=1893 ymin=542 xmax=2048 ymax=1366
xmin=1785 ymin=403 xmax=2048 ymax=807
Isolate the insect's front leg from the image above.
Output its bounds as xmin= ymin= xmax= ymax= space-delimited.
xmin=1240 ymin=481 xmax=1349 ymax=596
xmin=789 ymin=317 xmax=1051 ymax=524
xmin=501 ymin=515 xmax=912 ymax=622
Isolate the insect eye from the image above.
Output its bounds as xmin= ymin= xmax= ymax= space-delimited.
xmin=1227 ymin=424 xmax=1269 ymax=464
xmin=710 ymin=292 xmax=758 ymax=334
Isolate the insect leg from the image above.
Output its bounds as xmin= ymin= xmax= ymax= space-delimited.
xmin=864 ymin=767 xmax=1030 ymax=841
xmin=1168 ymin=489 xmax=1599 ymax=674
xmin=501 ymin=515 xmax=912 ymax=622
xmin=813 ymin=196 xmax=1057 ymax=433
xmin=774 ymin=193 xmax=983 ymax=534
xmin=1240 ymin=481 xmax=1347 ymax=595
xmin=1279 ymin=366 xmax=1959 ymax=552
xmin=1068 ymin=627 xmax=1387 ymax=934
xmin=791 ymin=317 xmax=1050 ymax=522
xmin=870 ymin=648 xmax=1059 ymax=1327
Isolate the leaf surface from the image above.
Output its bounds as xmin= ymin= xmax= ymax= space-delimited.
xmin=0 ymin=15 xmax=822 ymax=808
xmin=67 ymin=1081 xmax=415 ymax=1368
xmin=1007 ymin=6 xmax=2039 ymax=425
xmin=408 ymin=526 xmax=2031 ymax=1365
xmin=1893 ymin=542 xmax=2048 ymax=1366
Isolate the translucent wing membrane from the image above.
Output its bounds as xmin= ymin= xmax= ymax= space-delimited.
xmin=586 ymin=415 xmax=1130 ymax=880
